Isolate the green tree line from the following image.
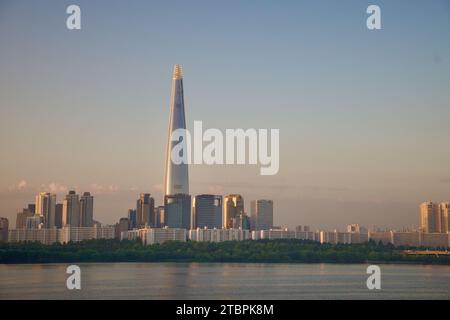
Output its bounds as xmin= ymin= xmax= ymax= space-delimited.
xmin=0 ymin=239 xmax=449 ymax=264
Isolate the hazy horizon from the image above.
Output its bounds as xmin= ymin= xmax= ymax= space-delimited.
xmin=1 ymin=0 xmax=450 ymax=230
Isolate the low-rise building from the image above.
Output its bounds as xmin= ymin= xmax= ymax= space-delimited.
xmin=8 ymin=225 xmax=115 ymax=244
xmin=126 ymin=227 xmax=187 ymax=245
xmin=189 ymin=228 xmax=251 ymax=242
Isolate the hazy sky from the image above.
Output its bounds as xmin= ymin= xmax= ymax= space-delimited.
xmin=1 ymin=0 xmax=450 ymax=230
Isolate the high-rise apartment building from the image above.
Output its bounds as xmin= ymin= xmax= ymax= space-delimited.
xmin=128 ymin=209 xmax=137 ymax=229
xmin=193 ymin=195 xmax=222 ymax=229
xmin=35 ymin=192 xmax=56 ymax=228
xmin=439 ymin=202 xmax=450 ymax=233
xmin=224 ymin=194 xmax=244 ymax=229
xmin=63 ymin=191 xmax=80 ymax=227
xmin=165 ymin=194 xmax=191 ymax=229
xmin=155 ymin=206 xmax=165 ymax=228
xmin=250 ymin=200 xmax=273 ymax=230
xmin=136 ymin=193 xmax=155 ymax=227
xmin=420 ymin=201 xmax=441 ymax=233
xmin=55 ymin=203 xmax=63 ymax=228
xmin=0 ymin=217 xmax=8 ymax=242
xmin=16 ymin=208 xmax=34 ymax=229
xmin=80 ymin=192 xmax=94 ymax=227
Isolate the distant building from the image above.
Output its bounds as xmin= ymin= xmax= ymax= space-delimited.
xmin=55 ymin=203 xmax=63 ymax=228
xmin=346 ymin=224 xmax=369 ymax=243
xmin=27 ymin=204 xmax=35 ymax=214
xmin=420 ymin=201 xmax=440 ymax=233
xmin=0 ymin=217 xmax=8 ymax=242
xmin=420 ymin=232 xmax=448 ymax=248
xmin=16 ymin=208 xmax=34 ymax=229
xmin=35 ymin=192 xmax=56 ymax=228
xmin=232 ymin=213 xmax=251 ymax=230
xmin=126 ymin=227 xmax=186 ymax=245
xmin=224 ymin=194 xmax=244 ymax=229
xmin=116 ymin=218 xmax=129 ymax=239
xmin=392 ymin=231 xmax=420 ymax=247
xmin=128 ymin=209 xmax=137 ymax=229
xmin=155 ymin=206 xmax=165 ymax=228
xmin=80 ymin=192 xmax=94 ymax=227
xmin=192 ymin=194 xmax=222 ymax=229
xmin=250 ymin=200 xmax=273 ymax=230
xmin=189 ymin=228 xmax=251 ymax=242
xmin=136 ymin=193 xmax=155 ymax=227
xmin=439 ymin=202 xmax=450 ymax=233
xmin=63 ymin=191 xmax=80 ymax=227
xmin=165 ymin=193 xmax=191 ymax=229
xmin=8 ymin=225 xmax=114 ymax=244
xmin=368 ymin=230 xmax=393 ymax=245
xmin=26 ymin=215 xmax=44 ymax=229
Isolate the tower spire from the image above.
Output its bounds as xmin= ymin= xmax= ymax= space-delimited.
xmin=164 ymin=64 xmax=189 ymax=196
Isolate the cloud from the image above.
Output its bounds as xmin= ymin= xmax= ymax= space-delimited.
xmin=108 ymin=184 xmax=119 ymax=192
xmin=45 ymin=182 xmax=68 ymax=194
xmin=7 ymin=179 xmax=28 ymax=192
xmin=89 ymin=183 xmax=120 ymax=194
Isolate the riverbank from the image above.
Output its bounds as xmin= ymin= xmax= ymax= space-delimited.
xmin=1 ymin=239 xmax=450 ymax=265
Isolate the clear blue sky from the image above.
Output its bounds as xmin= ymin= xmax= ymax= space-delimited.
xmin=1 ymin=0 xmax=450 ymax=229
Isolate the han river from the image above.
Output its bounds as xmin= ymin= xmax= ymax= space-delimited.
xmin=1 ymin=263 xmax=450 ymax=299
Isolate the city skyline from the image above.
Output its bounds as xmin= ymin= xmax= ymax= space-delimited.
xmin=1 ymin=1 xmax=450 ymax=230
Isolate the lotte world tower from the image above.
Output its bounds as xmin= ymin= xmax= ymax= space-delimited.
xmin=164 ymin=65 xmax=191 ymax=229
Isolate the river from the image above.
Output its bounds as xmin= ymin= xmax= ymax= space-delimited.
xmin=1 ymin=262 xmax=449 ymax=299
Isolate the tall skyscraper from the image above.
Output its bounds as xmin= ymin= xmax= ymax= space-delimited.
xmin=165 ymin=194 xmax=191 ymax=229
xmin=420 ymin=201 xmax=440 ymax=233
xmin=439 ymin=202 xmax=450 ymax=233
xmin=136 ymin=193 xmax=155 ymax=227
xmin=128 ymin=209 xmax=137 ymax=229
xmin=155 ymin=206 xmax=165 ymax=228
xmin=224 ymin=194 xmax=244 ymax=229
xmin=250 ymin=200 xmax=274 ymax=230
xmin=55 ymin=203 xmax=63 ymax=228
xmin=163 ymin=65 xmax=191 ymax=229
xmin=164 ymin=64 xmax=189 ymax=196
xmin=80 ymin=192 xmax=94 ymax=227
xmin=193 ymin=195 xmax=222 ymax=229
xmin=16 ymin=208 xmax=34 ymax=229
xmin=0 ymin=217 xmax=8 ymax=242
xmin=35 ymin=192 xmax=56 ymax=228
xmin=63 ymin=191 xmax=80 ymax=227
xmin=115 ymin=217 xmax=129 ymax=239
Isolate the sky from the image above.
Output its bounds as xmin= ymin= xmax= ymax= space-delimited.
xmin=1 ymin=0 xmax=450 ymax=230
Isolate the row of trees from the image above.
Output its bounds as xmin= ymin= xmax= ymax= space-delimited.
xmin=1 ymin=239 xmax=449 ymax=264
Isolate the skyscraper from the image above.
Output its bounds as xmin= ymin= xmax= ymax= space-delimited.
xmin=250 ymin=200 xmax=274 ymax=230
xmin=224 ymin=194 xmax=244 ymax=229
xmin=0 ymin=217 xmax=8 ymax=242
xmin=193 ymin=194 xmax=222 ymax=229
xmin=63 ymin=191 xmax=80 ymax=227
xmin=35 ymin=192 xmax=56 ymax=228
xmin=155 ymin=206 xmax=165 ymax=228
xmin=163 ymin=65 xmax=191 ymax=229
xmin=55 ymin=203 xmax=63 ymax=228
xmin=16 ymin=208 xmax=34 ymax=229
xmin=164 ymin=64 xmax=189 ymax=196
xmin=136 ymin=193 xmax=155 ymax=227
xmin=165 ymin=194 xmax=191 ymax=229
xmin=128 ymin=209 xmax=137 ymax=229
xmin=419 ymin=201 xmax=440 ymax=233
xmin=80 ymin=192 xmax=94 ymax=227
xmin=439 ymin=202 xmax=450 ymax=233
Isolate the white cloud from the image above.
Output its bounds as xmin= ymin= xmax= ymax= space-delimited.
xmin=45 ymin=182 xmax=68 ymax=194
xmin=7 ymin=179 xmax=28 ymax=192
